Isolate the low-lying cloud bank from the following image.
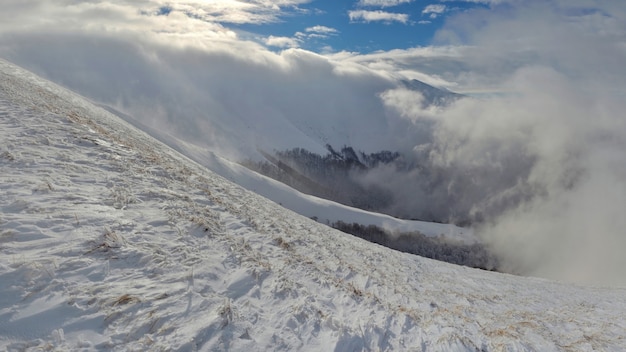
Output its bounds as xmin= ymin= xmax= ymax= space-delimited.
xmin=381 ymin=66 xmax=626 ymax=285
xmin=376 ymin=1 xmax=626 ymax=285
xmin=1 ymin=0 xmax=626 ymax=285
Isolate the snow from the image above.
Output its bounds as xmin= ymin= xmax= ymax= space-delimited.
xmin=174 ymin=144 xmax=474 ymax=242
xmin=100 ymin=103 xmax=476 ymax=243
xmin=1 ymin=58 xmax=626 ymax=351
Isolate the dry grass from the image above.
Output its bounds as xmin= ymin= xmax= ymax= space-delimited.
xmin=113 ymin=294 xmax=140 ymax=306
xmin=85 ymin=228 xmax=125 ymax=255
xmin=219 ymin=299 xmax=235 ymax=328
xmin=1 ymin=151 xmax=15 ymax=161
xmin=274 ymin=236 xmax=291 ymax=250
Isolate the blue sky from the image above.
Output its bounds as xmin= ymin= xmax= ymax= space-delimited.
xmin=232 ymin=1 xmax=490 ymax=52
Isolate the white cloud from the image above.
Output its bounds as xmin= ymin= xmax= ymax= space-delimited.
xmin=174 ymin=0 xmax=316 ymax=24
xmin=265 ymin=35 xmax=300 ymax=48
xmin=328 ymin=46 xmax=466 ymax=89
xmin=422 ymin=4 xmax=447 ymax=19
xmin=103 ymin=0 xmax=314 ymax=25
xmin=371 ymin=1 xmax=626 ymax=286
xmin=422 ymin=4 xmax=447 ymax=15
xmin=348 ymin=10 xmax=410 ymax=24
xmin=357 ymin=0 xmax=414 ymax=8
xmin=305 ymin=25 xmax=339 ymax=34
xmin=0 ymin=0 xmax=402 ymax=159
xmin=294 ymin=25 xmax=339 ymax=41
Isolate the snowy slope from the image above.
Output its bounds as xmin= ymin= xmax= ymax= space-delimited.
xmin=157 ymin=138 xmax=474 ymax=242
xmin=1 ymin=59 xmax=626 ymax=351
xmin=98 ymin=103 xmax=475 ymax=243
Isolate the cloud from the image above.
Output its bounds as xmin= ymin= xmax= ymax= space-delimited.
xmin=171 ymin=0 xmax=316 ymax=24
xmin=305 ymin=25 xmax=339 ymax=34
xmin=297 ymin=25 xmax=340 ymax=40
xmin=294 ymin=25 xmax=339 ymax=42
xmin=0 ymin=0 xmax=403 ymax=160
xmin=348 ymin=10 xmax=410 ymax=24
xmin=356 ymin=0 xmax=414 ymax=8
xmin=422 ymin=4 xmax=447 ymax=19
xmin=374 ymin=0 xmax=626 ymax=286
xmin=423 ymin=4 xmax=447 ymax=15
xmin=0 ymin=1 xmax=273 ymax=36
xmin=328 ymin=46 xmax=467 ymax=89
xmin=38 ymin=0 xmax=313 ymax=27
xmin=265 ymin=35 xmax=300 ymax=48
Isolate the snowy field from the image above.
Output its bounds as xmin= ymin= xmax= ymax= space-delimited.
xmin=1 ymin=59 xmax=626 ymax=351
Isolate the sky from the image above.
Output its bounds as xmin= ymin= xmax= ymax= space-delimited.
xmin=1 ymin=1 xmax=626 ymax=286
xmin=230 ymin=0 xmax=490 ymax=52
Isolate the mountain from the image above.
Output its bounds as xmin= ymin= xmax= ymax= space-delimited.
xmin=90 ymin=72 xmax=471 ymax=228
xmin=401 ymin=79 xmax=464 ymax=107
xmin=2 ymin=60 xmax=626 ymax=351
xmin=5 ymin=45 xmax=477 ymax=226
xmin=96 ymin=99 xmax=473 ymax=243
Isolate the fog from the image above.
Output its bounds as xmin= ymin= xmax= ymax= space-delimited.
xmin=1 ymin=0 xmax=625 ymax=285
xmin=374 ymin=1 xmax=626 ymax=285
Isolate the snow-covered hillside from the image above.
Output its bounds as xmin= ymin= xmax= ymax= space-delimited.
xmin=148 ymin=135 xmax=475 ymax=242
xmin=2 ymin=59 xmax=626 ymax=351
xmin=98 ymin=101 xmax=474 ymax=244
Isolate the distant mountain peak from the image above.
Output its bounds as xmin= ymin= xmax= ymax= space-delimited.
xmin=401 ymin=79 xmax=463 ymax=107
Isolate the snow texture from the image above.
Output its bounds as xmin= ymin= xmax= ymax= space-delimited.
xmin=1 ymin=58 xmax=626 ymax=351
